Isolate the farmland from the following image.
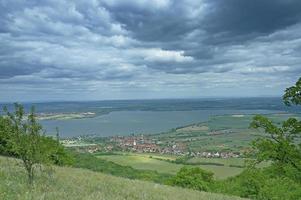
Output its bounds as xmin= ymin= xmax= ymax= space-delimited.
xmin=97 ymin=153 xmax=245 ymax=179
xmin=73 ymin=113 xmax=297 ymax=180
xmin=151 ymin=113 xmax=300 ymax=152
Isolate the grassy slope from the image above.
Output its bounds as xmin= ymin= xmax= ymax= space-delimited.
xmin=97 ymin=154 xmax=243 ymax=179
xmin=0 ymin=157 xmax=246 ymax=200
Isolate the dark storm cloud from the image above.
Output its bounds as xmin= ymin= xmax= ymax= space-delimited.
xmin=101 ymin=0 xmax=200 ymax=42
xmin=0 ymin=0 xmax=301 ymax=101
xmin=204 ymin=0 xmax=301 ymax=35
xmin=99 ymin=0 xmax=301 ymax=75
xmin=104 ymin=0 xmax=301 ymax=43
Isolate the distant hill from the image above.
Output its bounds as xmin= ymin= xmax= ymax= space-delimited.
xmin=0 ymin=156 xmax=246 ymax=200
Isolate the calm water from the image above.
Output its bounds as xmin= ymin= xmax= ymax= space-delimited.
xmin=2 ymin=98 xmax=297 ymax=137
xmin=41 ymin=109 xmax=280 ymax=137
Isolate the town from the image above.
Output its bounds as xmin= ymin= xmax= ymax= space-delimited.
xmin=61 ymin=134 xmax=241 ymax=159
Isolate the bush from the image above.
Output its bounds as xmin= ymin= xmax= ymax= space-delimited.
xmin=214 ymin=167 xmax=301 ymax=200
xmin=167 ymin=167 xmax=214 ymax=191
xmin=258 ymin=177 xmax=301 ymax=200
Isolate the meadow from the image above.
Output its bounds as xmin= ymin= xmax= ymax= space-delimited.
xmin=0 ymin=156 xmax=246 ymax=200
xmin=97 ymin=154 xmax=184 ymax=175
xmin=187 ymin=157 xmax=246 ymax=166
xmin=186 ymin=157 xmax=269 ymax=168
xmin=97 ymin=153 xmax=244 ymax=179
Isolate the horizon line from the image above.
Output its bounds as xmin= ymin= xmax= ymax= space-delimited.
xmin=0 ymin=96 xmax=283 ymax=104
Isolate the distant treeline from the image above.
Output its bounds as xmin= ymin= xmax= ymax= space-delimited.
xmin=150 ymin=156 xmax=246 ymax=168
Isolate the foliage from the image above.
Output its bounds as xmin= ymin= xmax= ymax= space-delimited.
xmin=250 ymin=115 xmax=301 ymax=173
xmin=223 ymin=77 xmax=301 ymax=199
xmin=0 ymin=116 xmax=14 ymax=156
xmin=214 ymin=167 xmax=301 ymax=200
xmin=283 ymin=77 xmax=301 ymax=106
xmin=250 ymin=77 xmax=301 ymax=174
xmin=0 ymin=103 xmax=73 ymax=184
xmin=167 ymin=167 xmax=214 ymax=191
xmin=172 ymin=155 xmax=192 ymax=164
xmin=46 ymin=139 xmax=74 ymax=166
xmin=215 ymin=168 xmax=264 ymax=198
xmin=257 ymin=176 xmax=301 ymax=200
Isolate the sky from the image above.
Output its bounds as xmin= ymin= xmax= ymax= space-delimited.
xmin=1 ymin=0 xmax=301 ymax=102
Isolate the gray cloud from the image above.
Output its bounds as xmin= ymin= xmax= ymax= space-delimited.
xmin=204 ymin=0 xmax=301 ymax=36
xmin=0 ymin=0 xmax=301 ymax=101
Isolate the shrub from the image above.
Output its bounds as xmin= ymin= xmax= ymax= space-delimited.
xmin=167 ymin=167 xmax=214 ymax=191
xmin=258 ymin=177 xmax=301 ymax=200
xmin=214 ymin=167 xmax=301 ymax=200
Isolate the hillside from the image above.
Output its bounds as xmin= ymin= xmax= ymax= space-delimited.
xmin=0 ymin=157 xmax=246 ymax=200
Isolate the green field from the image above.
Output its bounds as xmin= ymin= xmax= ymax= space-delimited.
xmin=125 ymin=152 xmax=178 ymax=161
xmin=187 ymin=157 xmax=246 ymax=166
xmin=187 ymin=157 xmax=269 ymax=168
xmin=151 ymin=113 xmax=300 ymax=152
xmin=97 ymin=154 xmax=184 ymax=174
xmin=97 ymin=154 xmax=244 ymax=179
xmin=0 ymin=156 xmax=246 ymax=200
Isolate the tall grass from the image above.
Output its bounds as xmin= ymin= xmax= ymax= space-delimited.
xmin=0 ymin=156 xmax=246 ymax=200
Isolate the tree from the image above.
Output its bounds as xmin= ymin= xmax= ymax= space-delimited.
xmin=1 ymin=103 xmax=72 ymax=184
xmin=283 ymin=77 xmax=301 ymax=106
xmin=250 ymin=116 xmax=301 ymax=172
xmin=167 ymin=167 xmax=214 ymax=191
xmin=250 ymin=78 xmax=301 ymax=175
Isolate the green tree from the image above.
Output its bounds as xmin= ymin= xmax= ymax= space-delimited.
xmin=167 ymin=167 xmax=214 ymax=191
xmin=283 ymin=77 xmax=301 ymax=106
xmin=1 ymin=103 xmax=72 ymax=184
xmin=250 ymin=78 xmax=301 ymax=175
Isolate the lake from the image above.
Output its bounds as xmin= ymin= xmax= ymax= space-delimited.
xmin=41 ymin=109 xmax=280 ymax=137
xmin=2 ymin=97 xmax=297 ymax=137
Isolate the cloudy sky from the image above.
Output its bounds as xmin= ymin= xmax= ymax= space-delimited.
xmin=1 ymin=0 xmax=301 ymax=102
